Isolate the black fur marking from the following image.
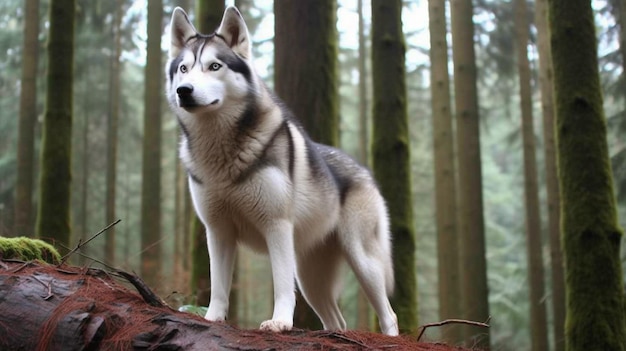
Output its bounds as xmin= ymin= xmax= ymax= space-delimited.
xmin=325 ymin=152 xmax=353 ymax=205
xmin=306 ymin=141 xmax=353 ymax=205
xmin=216 ymin=52 xmax=252 ymax=82
xmin=235 ymin=102 xmax=259 ymax=138
xmin=234 ymin=121 xmax=289 ymax=185
xmin=187 ymin=168 xmax=203 ymax=185
xmin=285 ymin=123 xmax=295 ymax=181
xmin=169 ymin=54 xmax=184 ymax=82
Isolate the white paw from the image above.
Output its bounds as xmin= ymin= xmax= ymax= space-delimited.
xmin=260 ymin=319 xmax=292 ymax=332
xmin=382 ymin=313 xmax=399 ymax=336
xmin=204 ymin=310 xmax=226 ymax=322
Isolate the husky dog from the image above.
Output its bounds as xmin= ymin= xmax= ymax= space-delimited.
xmin=165 ymin=6 xmax=399 ymax=336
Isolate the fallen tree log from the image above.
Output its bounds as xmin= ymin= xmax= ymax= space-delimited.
xmin=0 ymin=260 xmax=466 ymax=350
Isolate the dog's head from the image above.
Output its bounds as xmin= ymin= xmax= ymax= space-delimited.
xmin=166 ymin=6 xmax=253 ymax=115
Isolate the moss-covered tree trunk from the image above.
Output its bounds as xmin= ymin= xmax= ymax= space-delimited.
xmin=36 ymin=0 xmax=75 ymax=247
xmin=548 ymin=0 xmax=626 ymax=350
xmin=15 ymin=0 xmax=39 ymax=238
xmin=140 ymin=0 xmax=163 ymax=288
xmin=449 ymin=0 xmax=490 ymax=347
xmin=274 ymin=0 xmax=339 ymax=330
xmin=428 ymin=0 xmax=461 ymax=344
xmin=535 ymin=1 xmax=565 ymax=349
xmin=514 ymin=0 xmax=549 ymax=349
xmin=371 ymin=0 xmax=417 ymax=335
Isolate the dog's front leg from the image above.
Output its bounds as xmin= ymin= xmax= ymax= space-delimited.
xmin=260 ymin=220 xmax=296 ymax=332
xmin=205 ymin=228 xmax=236 ymax=322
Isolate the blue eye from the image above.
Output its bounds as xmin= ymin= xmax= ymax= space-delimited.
xmin=209 ymin=62 xmax=222 ymax=71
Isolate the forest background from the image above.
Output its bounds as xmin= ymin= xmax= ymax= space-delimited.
xmin=0 ymin=0 xmax=625 ymax=350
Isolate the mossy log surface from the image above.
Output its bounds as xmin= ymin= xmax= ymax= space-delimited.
xmin=0 ymin=260 xmax=469 ymax=351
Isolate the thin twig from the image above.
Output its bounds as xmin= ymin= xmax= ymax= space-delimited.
xmin=58 ymin=219 xmax=121 ymax=266
xmin=417 ymin=316 xmax=491 ymax=342
xmin=57 ymin=244 xmax=118 ymax=272
xmin=323 ymin=331 xmax=371 ymax=349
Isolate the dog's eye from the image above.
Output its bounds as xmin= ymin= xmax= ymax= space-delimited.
xmin=180 ymin=65 xmax=188 ymax=73
xmin=209 ymin=63 xmax=222 ymax=71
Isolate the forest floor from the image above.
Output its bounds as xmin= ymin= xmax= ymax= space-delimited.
xmin=0 ymin=259 xmax=478 ymax=350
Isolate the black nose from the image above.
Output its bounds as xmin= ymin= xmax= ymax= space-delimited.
xmin=176 ymin=83 xmax=193 ymax=97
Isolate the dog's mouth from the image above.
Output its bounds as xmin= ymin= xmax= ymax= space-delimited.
xmin=179 ymin=99 xmax=221 ymax=112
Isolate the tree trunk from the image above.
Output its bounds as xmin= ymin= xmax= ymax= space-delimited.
xmin=428 ymin=0 xmax=461 ymax=344
xmin=14 ymin=0 xmax=39 ymax=238
xmin=0 ymin=260 xmax=449 ymax=351
xmin=105 ymin=0 xmax=123 ymax=264
xmin=274 ymin=0 xmax=339 ymax=330
xmin=274 ymin=0 xmax=340 ymax=147
xmin=548 ymin=0 xmax=626 ymax=350
xmin=534 ymin=1 xmax=565 ymax=349
xmin=357 ymin=0 xmax=369 ymax=166
xmin=36 ymin=0 xmax=75 ymax=247
xmin=140 ymin=0 xmax=163 ymax=288
xmin=449 ymin=0 xmax=490 ymax=347
xmin=513 ymin=0 xmax=549 ymax=349
xmin=371 ymin=0 xmax=418 ymax=334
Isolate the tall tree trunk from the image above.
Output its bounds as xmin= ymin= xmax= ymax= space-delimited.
xmin=141 ymin=0 xmax=163 ymax=288
xmin=357 ymin=0 xmax=369 ymax=166
xmin=449 ymin=0 xmax=490 ymax=347
xmin=105 ymin=0 xmax=123 ymax=264
xmin=428 ymin=0 xmax=461 ymax=344
xmin=274 ymin=0 xmax=339 ymax=330
xmin=14 ymin=0 xmax=39 ymax=238
xmin=514 ymin=0 xmax=549 ymax=349
xmin=274 ymin=0 xmax=339 ymax=147
xmin=36 ymin=0 xmax=76 ymax=248
xmin=548 ymin=0 xmax=626 ymax=349
xmin=535 ymin=1 xmax=565 ymax=349
xmin=371 ymin=0 xmax=417 ymax=334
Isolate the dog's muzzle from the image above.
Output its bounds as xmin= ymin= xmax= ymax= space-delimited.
xmin=177 ymin=83 xmax=196 ymax=108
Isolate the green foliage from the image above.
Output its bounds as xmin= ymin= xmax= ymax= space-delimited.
xmin=0 ymin=236 xmax=61 ymax=263
xmin=178 ymin=304 xmax=208 ymax=316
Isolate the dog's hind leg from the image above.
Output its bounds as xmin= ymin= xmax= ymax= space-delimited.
xmin=296 ymin=238 xmax=347 ymax=331
xmin=338 ymin=193 xmax=399 ymax=336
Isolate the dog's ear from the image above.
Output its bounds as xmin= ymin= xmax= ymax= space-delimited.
xmin=169 ymin=7 xmax=197 ymax=59
xmin=216 ymin=6 xmax=252 ymax=59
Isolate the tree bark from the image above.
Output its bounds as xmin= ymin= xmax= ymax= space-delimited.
xmin=140 ymin=0 xmax=163 ymax=288
xmin=371 ymin=0 xmax=418 ymax=334
xmin=449 ymin=0 xmax=490 ymax=347
xmin=428 ymin=0 xmax=461 ymax=344
xmin=549 ymin=0 xmax=626 ymax=350
xmin=0 ymin=260 xmax=448 ymax=351
xmin=105 ymin=0 xmax=123 ymax=264
xmin=513 ymin=0 xmax=549 ymax=349
xmin=14 ymin=0 xmax=39 ymax=238
xmin=36 ymin=0 xmax=75 ymax=247
xmin=534 ymin=1 xmax=565 ymax=349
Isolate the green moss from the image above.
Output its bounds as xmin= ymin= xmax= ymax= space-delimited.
xmin=0 ymin=237 xmax=61 ymax=264
xmin=549 ymin=0 xmax=626 ymax=349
